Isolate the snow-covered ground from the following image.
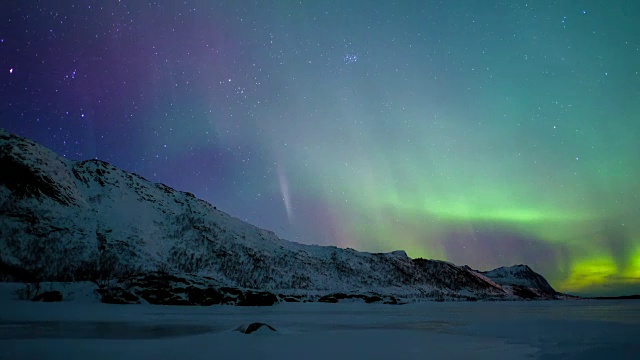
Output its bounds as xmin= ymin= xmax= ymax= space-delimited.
xmin=1 ymin=283 xmax=638 ymax=359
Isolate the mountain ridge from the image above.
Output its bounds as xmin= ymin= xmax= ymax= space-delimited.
xmin=0 ymin=128 xmax=564 ymax=302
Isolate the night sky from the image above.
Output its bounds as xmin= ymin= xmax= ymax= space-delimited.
xmin=1 ymin=1 xmax=639 ymax=296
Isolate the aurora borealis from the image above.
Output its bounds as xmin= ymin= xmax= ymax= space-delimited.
xmin=1 ymin=1 xmax=639 ymax=296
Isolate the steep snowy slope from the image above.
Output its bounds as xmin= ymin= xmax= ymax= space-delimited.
xmin=0 ymin=129 xmax=559 ymax=300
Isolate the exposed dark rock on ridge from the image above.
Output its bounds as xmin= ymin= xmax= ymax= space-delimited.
xmin=32 ymin=291 xmax=63 ymax=302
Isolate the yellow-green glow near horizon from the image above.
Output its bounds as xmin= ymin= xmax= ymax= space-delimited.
xmin=562 ymin=256 xmax=618 ymax=292
xmin=627 ymin=248 xmax=640 ymax=279
xmin=2 ymin=1 xmax=639 ymax=296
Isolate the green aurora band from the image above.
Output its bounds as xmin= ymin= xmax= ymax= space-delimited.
xmin=271 ymin=58 xmax=640 ymax=295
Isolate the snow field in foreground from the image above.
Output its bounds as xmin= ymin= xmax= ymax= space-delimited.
xmin=0 ymin=284 xmax=638 ymax=359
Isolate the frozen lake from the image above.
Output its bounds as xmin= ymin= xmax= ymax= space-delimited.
xmin=1 ymin=295 xmax=639 ymax=359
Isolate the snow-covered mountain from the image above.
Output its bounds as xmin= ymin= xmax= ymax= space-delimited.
xmin=478 ymin=265 xmax=558 ymax=298
xmin=0 ymin=128 xmax=562 ymax=301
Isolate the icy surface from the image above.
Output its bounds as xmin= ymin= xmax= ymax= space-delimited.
xmin=1 ymin=285 xmax=638 ymax=359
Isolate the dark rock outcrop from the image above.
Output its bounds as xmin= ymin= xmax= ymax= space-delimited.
xmin=238 ymin=323 xmax=277 ymax=334
xmin=97 ymin=287 xmax=140 ymax=304
xmin=279 ymin=294 xmax=305 ymax=303
xmin=237 ymin=291 xmax=278 ymax=306
xmin=110 ymin=273 xmax=280 ymax=306
xmin=318 ymin=293 xmax=393 ymax=304
xmin=32 ymin=291 xmax=63 ymax=302
xmin=186 ymin=287 xmax=223 ymax=306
